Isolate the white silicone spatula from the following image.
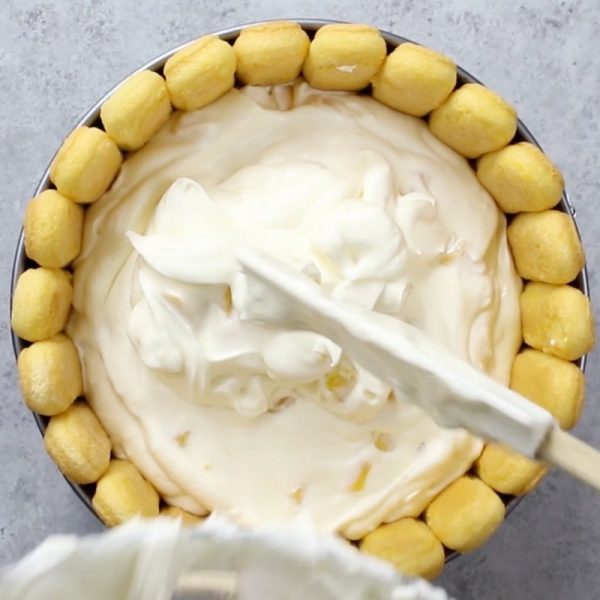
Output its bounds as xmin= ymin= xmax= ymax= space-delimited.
xmin=237 ymin=248 xmax=600 ymax=491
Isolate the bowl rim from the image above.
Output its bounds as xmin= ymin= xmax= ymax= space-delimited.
xmin=8 ymin=18 xmax=590 ymax=553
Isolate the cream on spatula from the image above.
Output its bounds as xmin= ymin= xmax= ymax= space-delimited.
xmin=237 ymin=248 xmax=600 ymax=491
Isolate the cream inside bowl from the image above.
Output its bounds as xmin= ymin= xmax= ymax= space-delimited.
xmin=67 ymin=79 xmax=520 ymax=539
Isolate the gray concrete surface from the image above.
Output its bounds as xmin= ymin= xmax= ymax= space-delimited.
xmin=1 ymin=1 xmax=599 ymax=598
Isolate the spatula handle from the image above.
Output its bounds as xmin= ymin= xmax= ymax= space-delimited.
xmin=539 ymin=427 xmax=600 ymax=491
xmin=174 ymin=570 xmax=238 ymax=599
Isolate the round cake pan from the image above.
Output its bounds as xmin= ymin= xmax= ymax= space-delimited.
xmin=9 ymin=19 xmax=590 ymax=557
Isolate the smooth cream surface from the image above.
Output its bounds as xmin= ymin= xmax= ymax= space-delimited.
xmin=68 ymin=82 xmax=521 ymax=539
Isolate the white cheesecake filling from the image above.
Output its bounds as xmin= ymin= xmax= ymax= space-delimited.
xmin=68 ymin=81 xmax=521 ymax=539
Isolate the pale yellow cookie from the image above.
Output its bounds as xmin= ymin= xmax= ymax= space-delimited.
xmin=360 ymin=518 xmax=444 ymax=579
xmin=160 ymin=506 xmax=204 ymax=526
xmin=18 ymin=334 xmax=82 ymax=416
xmin=477 ymin=142 xmax=564 ymax=213
xmin=511 ymin=348 xmax=585 ymax=429
xmin=425 ymin=476 xmax=505 ymax=553
xmin=93 ymin=459 xmax=160 ymax=526
xmin=429 ymin=83 xmax=517 ymax=158
xmin=372 ymin=42 xmax=456 ymax=116
xmin=303 ymin=24 xmax=386 ymax=91
xmin=11 ymin=268 xmax=73 ymax=342
xmin=49 ymin=127 xmax=122 ymax=204
xmin=508 ymin=210 xmax=584 ymax=285
xmin=44 ymin=401 xmax=111 ymax=484
xmin=476 ymin=443 xmax=547 ymax=496
xmin=24 ymin=190 xmax=84 ymax=268
xmin=233 ymin=21 xmax=310 ymax=85
xmin=164 ymin=36 xmax=236 ymax=111
xmin=100 ymin=70 xmax=172 ymax=151
xmin=520 ymin=282 xmax=595 ymax=361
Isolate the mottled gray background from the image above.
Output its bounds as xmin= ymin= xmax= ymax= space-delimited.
xmin=1 ymin=1 xmax=599 ymax=598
